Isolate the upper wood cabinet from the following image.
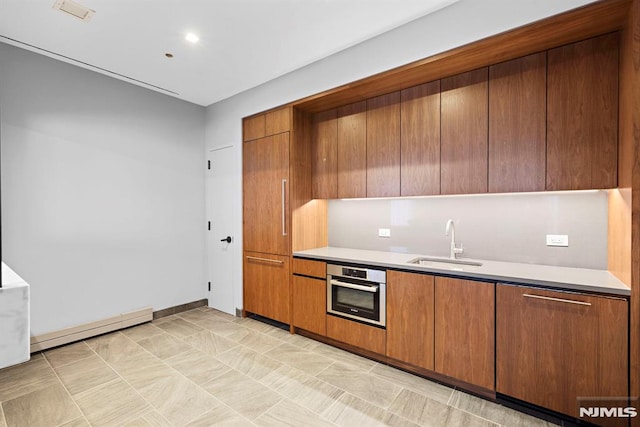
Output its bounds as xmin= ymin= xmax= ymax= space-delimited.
xmin=367 ymin=92 xmax=401 ymax=197
xmin=435 ymin=277 xmax=495 ymax=390
xmin=311 ymin=109 xmax=338 ymax=199
xmin=386 ymin=270 xmax=435 ymax=370
xmin=337 ymin=102 xmax=367 ymax=199
xmin=243 ymin=107 xmax=291 ymax=142
xmin=496 ymin=284 xmax=628 ymax=420
xmin=489 ymin=53 xmax=546 ymax=193
xmin=243 ymin=133 xmax=290 ymax=255
xmin=401 ymin=81 xmax=441 ymax=196
xmin=546 ymin=33 xmax=619 ymax=191
xmin=441 ymin=68 xmax=489 ymax=195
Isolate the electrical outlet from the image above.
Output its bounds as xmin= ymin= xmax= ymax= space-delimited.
xmin=546 ymin=234 xmax=569 ymax=247
xmin=378 ymin=228 xmax=391 ymax=238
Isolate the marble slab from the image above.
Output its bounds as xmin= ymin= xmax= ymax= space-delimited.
xmin=1 ymin=262 xmax=31 ymax=369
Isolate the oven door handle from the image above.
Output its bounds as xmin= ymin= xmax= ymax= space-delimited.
xmin=330 ymin=279 xmax=379 ymax=293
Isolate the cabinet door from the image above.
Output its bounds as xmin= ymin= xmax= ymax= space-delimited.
xmin=441 ymin=68 xmax=488 ymax=195
xmin=489 ymin=53 xmax=546 ymax=193
xmin=326 ymin=315 xmax=386 ymax=354
xmin=386 ymin=271 xmax=434 ymax=370
xmin=265 ymin=107 xmax=290 ymax=136
xmin=292 ymin=275 xmax=326 ymax=336
xmin=337 ymin=101 xmax=367 ymax=199
xmin=547 ymin=33 xmax=618 ymax=190
xmin=496 ymin=284 xmax=628 ymax=420
xmin=243 ymin=252 xmax=290 ymax=324
xmin=367 ymin=92 xmax=401 ymax=197
xmin=435 ymin=277 xmax=494 ymax=390
xmin=401 ymin=81 xmax=441 ymax=196
xmin=312 ymin=109 xmax=338 ymax=199
xmin=243 ymin=114 xmax=266 ymax=142
xmin=243 ymin=133 xmax=290 ymax=255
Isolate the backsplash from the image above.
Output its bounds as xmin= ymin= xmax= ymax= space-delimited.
xmin=328 ymin=191 xmax=608 ymax=269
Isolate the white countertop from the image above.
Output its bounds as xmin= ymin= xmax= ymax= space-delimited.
xmin=293 ymin=247 xmax=631 ymax=296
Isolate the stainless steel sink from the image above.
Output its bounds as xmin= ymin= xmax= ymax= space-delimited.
xmin=406 ymin=257 xmax=483 ymax=267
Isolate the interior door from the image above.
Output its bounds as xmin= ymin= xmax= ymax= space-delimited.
xmin=207 ymin=145 xmax=235 ymax=314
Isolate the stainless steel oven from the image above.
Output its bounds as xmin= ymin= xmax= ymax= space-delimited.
xmin=327 ymin=264 xmax=386 ymax=327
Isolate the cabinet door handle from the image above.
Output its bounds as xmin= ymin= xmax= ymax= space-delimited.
xmin=281 ymin=179 xmax=287 ymax=237
xmin=523 ymin=293 xmax=591 ymax=306
xmin=246 ymin=256 xmax=284 ymax=264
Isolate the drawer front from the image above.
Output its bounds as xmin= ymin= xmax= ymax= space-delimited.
xmin=292 ymin=258 xmax=326 ymax=279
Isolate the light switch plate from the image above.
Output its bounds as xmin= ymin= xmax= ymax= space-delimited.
xmin=378 ymin=228 xmax=391 ymax=238
xmin=546 ymin=234 xmax=569 ymax=247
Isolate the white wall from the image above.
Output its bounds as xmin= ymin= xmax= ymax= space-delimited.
xmin=205 ymin=0 xmax=598 ymax=314
xmin=0 ymin=42 xmax=207 ymax=335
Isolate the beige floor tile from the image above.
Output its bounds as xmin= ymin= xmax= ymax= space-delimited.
xmin=317 ymin=362 xmax=402 ymax=408
xmin=137 ymin=332 xmax=192 ymax=360
xmin=138 ymin=373 xmax=217 ymax=426
xmin=185 ymin=403 xmax=253 ymax=427
xmin=182 ymin=330 xmax=239 ymax=357
xmin=60 ymin=417 xmax=91 ymax=427
xmin=87 ymin=332 xmax=148 ymax=364
xmin=202 ymin=370 xmax=282 ymax=420
xmin=225 ymin=328 xmax=283 ymax=354
xmin=74 ymin=379 xmax=150 ymax=427
xmin=109 ymin=353 xmax=175 ymax=390
xmin=233 ymin=318 xmax=276 ymax=333
xmin=154 ymin=317 xmax=204 ymax=338
xmin=0 ymin=354 xmax=59 ymax=402
xmin=44 ymin=341 xmax=94 ymax=368
xmin=207 ymin=309 xmax=239 ymax=322
xmin=196 ymin=318 xmax=251 ymax=337
xmin=312 ymin=343 xmax=377 ymax=372
xmin=121 ymin=409 xmax=173 ymax=427
xmin=215 ymin=346 xmax=282 ymax=381
xmin=55 ymin=354 xmax=119 ymax=395
xmin=255 ymin=399 xmax=336 ymax=427
xmin=322 ymin=393 xmax=404 ymax=427
xmin=370 ymin=364 xmax=454 ymax=404
xmin=165 ymin=349 xmax=230 ymax=385
xmin=2 ymin=383 xmax=81 ymax=427
xmin=448 ymin=390 xmax=557 ymax=426
xmin=263 ymin=327 xmax=320 ymax=350
xmin=260 ymin=364 xmax=344 ymax=414
xmin=120 ymin=322 xmax=165 ymax=342
xmin=0 ymin=403 xmax=6 ymax=427
xmin=265 ymin=343 xmax=334 ymax=376
xmin=177 ymin=308 xmax=221 ymax=323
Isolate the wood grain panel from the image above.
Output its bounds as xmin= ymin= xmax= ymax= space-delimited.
xmin=337 ymin=101 xmax=367 ymax=198
xmin=435 ymin=277 xmax=494 ymax=390
xmin=489 ymin=53 xmax=546 ymax=193
xmin=441 ymin=68 xmax=489 ymax=195
xmin=326 ymin=315 xmax=386 ymax=354
xmin=265 ymin=107 xmax=291 ymax=135
xmin=243 ymin=115 xmax=266 ymax=141
xmin=292 ymin=275 xmax=326 ymax=336
xmin=400 ymin=81 xmax=441 ymax=196
xmin=496 ymin=284 xmax=628 ymax=420
xmin=243 ymin=252 xmax=290 ymax=324
xmin=386 ymin=271 xmax=434 ymax=370
xmin=366 ymin=92 xmax=401 ymax=197
xmin=243 ymin=133 xmax=290 ymax=255
xmin=547 ymin=33 xmax=619 ymax=190
xmin=292 ymin=258 xmax=326 ymax=279
xmin=312 ymin=109 xmax=338 ymax=199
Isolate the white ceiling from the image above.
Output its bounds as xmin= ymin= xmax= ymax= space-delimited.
xmin=0 ymin=0 xmax=457 ymax=106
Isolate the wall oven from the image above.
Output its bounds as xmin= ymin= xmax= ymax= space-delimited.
xmin=327 ymin=264 xmax=386 ymax=327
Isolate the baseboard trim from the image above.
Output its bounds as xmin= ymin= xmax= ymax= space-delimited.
xmin=30 ymin=307 xmax=153 ymax=352
xmin=152 ymin=299 xmax=207 ymax=320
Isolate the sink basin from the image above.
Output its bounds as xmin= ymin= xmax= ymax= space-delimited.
xmin=406 ymin=257 xmax=483 ymax=267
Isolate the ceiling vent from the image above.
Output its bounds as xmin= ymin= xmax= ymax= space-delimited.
xmin=52 ymin=0 xmax=95 ymax=22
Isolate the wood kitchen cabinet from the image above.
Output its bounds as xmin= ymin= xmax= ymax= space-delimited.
xmin=326 ymin=314 xmax=386 ymax=354
xmin=311 ymin=109 xmax=338 ymax=199
xmin=441 ymin=68 xmax=489 ymax=195
xmin=489 ymin=53 xmax=546 ymax=193
xmin=243 ymin=252 xmax=290 ymax=324
xmin=243 ymin=107 xmax=291 ymax=142
xmin=386 ymin=270 xmax=435 ymax=370
xmin=292 ymin=258 xmax=327 ymax=336
xmin=496 ymin=284 xmax=628 ymax=420
xmin=401 ymin=81 xmax=441 ymax=196
xmin=337 ymin=101 xmax=367 ymax=199
xmin=546 ymin=33 xmax=618 ymax=190
xmin=435 ymin=277 xmax=494 ymax=390
xmin=367 ymin=92 xmax=401 ymax=197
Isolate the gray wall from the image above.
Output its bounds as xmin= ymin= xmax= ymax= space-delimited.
xmin=328 ymin=191 xmax=608 ymax=269
xmin=0 ymin=42 xmax=207 ymax=335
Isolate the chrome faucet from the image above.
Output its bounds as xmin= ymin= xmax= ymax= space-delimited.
xmin=445 ymin=219 xmax=464 ymax=260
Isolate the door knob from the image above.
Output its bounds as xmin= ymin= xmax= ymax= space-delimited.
xmin=220 ymin=236 xmax=232 ymax=243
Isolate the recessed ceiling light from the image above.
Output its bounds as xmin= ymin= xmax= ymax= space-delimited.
xmin=185 ymin=33 xmax=200 ymax=44
xmin=165 ymin=53 xmax=174 ymax=58
xmin=52 ymin=0 xmax=95 ymax=22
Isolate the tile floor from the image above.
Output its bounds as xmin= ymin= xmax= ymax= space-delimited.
xmin=0 ymin=307 xmax=557 ymax=427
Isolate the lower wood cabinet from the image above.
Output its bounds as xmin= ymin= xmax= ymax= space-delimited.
xmin=243 ymin=251 xmax=290 ymax=324
xmin=386 ymin=270 xmax=435 ymax=370
xmin=326 ymin=314 xmax=386 ymax=354
xmin=292 ymin=275 xmax=326 ymax=336
xmin=496 ymin=284 xmax=628 ymax=420
xmin=435 ymin=277 xmax=495 ymax=390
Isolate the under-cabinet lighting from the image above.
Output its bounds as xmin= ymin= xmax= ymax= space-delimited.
xmin=336 ymin=189 xmax=607 ymax=202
